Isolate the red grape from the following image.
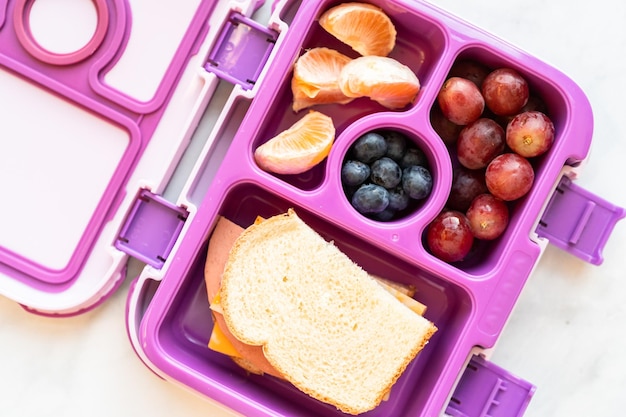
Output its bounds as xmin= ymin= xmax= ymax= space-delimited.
xmin=447 ymin=167 xmax=488 ymax=212
xmin=506 ymin=111 xmax=555 ymax=158
xmin=482 ymin=68 xmax=529 ymax=116
xmin=485 ymin=153 xmax=534 ymax=201
xmin=456 ymin=118 xmax=505 ymax=169
xmin=466 ymin=193 xmax=509 ymax=240
xmin=426 ymin=210 xmax=474 ymax=263
xmin=437 ymin=77 xmax=485 ymax=125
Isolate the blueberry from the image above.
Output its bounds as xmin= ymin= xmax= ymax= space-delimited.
xmin=351 ymin=183 xmax=389 ymax=214
xmin=402 ymin=165 xmax=433 ymax=200
xmin=341 ymin=160 xmax=371 ymax=187
xmin=400 ymin=147 xmax=428 ymax=169
xmin=352 ymin=132 xmax=387 ymax=163
xmin=382 ymin=131 xmax=407 ymax=161
xmin=370 ymin=157 xmax=402 ymax=189
xmin=388 ymin=186 xmax=410 ymax=211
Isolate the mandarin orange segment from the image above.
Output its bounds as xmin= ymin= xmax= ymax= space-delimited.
xmin=291 ymin=47 xmax=354 ymax=112
xmin=338 ymin=55 xmax=420 ymax=109
xmin=319 ymin=2 xmax=396 ymax=57
xmin=254 ymin=110 xmax=335 ymax=175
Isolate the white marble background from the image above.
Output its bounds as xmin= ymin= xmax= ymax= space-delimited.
xmin=1 ymin=0 xmax=625 ymax=416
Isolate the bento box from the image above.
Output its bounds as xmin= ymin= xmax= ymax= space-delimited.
xmin=124 ymin=1 xmax=624 ymax=416
xmin=0 ymin=0 xmax=623 ymax=416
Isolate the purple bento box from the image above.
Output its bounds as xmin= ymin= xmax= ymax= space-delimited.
xmin=0 ymin=0 xmax=623 ymax=416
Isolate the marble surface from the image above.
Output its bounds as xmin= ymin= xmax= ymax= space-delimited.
xmin=1 ymin=0 xmax=625 ymax=416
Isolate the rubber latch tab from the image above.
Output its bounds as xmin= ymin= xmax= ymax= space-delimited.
xmin=446 ymin=355 xmax=535 ymax=417
xmin=204 ymin=11 xmax=279 ymax=90
xmin=115 ymin=189 xmax=188 ymax=268
xmin=536 ymin=176 xmax=625 ymax=265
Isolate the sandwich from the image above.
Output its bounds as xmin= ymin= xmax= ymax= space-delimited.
xmin=204 ymin=209 xmax=437 ymax=415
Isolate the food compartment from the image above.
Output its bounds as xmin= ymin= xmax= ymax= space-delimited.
xmin=334 ymin=115 xmax=451 ymax=222
xmin=249 ymin=0 xmax=448 ymax=191
xmin=153 ymin=182 xmax=475 ymax=417
xmin=423 ymin=44 xmax=593 ymax=273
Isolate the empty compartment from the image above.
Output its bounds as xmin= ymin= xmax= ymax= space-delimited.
xmin=152 ymin=182 xmax=474 ymax=417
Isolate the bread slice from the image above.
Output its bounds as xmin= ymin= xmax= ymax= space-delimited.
xmin=205 ymin=215 xmax=428 ymax=379
xmin=205 ymin=216 xmax=283 ymax=378
xmin=219 ymin=209 xmax=437 ymax=415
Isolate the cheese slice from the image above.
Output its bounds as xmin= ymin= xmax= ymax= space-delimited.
xmin=209 ymin=317 xmax=242 ymax=358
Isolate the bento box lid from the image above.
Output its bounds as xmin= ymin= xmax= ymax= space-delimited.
xmin=0 ymin=0 xmax=276 ymax=316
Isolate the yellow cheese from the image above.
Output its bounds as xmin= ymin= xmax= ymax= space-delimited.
xmin=208 ymin=292 xmax=242 ymax=358
xmin=208 ymin=319 xmax=242 ymax=358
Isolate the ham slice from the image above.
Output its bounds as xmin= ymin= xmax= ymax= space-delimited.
xmin=204 ymin=216 xmax=283 ymax=377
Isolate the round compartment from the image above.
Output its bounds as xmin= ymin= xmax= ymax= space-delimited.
xmin=335 ymin=116 xmax=451 ymax=223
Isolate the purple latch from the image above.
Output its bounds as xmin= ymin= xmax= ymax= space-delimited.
xmin=115 ymin=189 xmax=189 ymax=269
xmin=536 ymin=176 xmax=625 ymax=265
xmin=205 ymin=11 xmax=279 ymax=90
xmin=446 ymin=355 xmax=535 ymax=417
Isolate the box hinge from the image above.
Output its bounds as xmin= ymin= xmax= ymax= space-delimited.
xmin=115 ymin=189 xmax=189 ymax=269
xmin=446 ymin=355 xmax=535 ymax=417
xmin=536 ymin=176 xmax=625 ymax=265
xmin=204 ymin=11 xmax=279 ymax=90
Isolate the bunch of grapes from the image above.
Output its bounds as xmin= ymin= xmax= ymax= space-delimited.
xmin=427 ymin=60 xmax=555 ymax=263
